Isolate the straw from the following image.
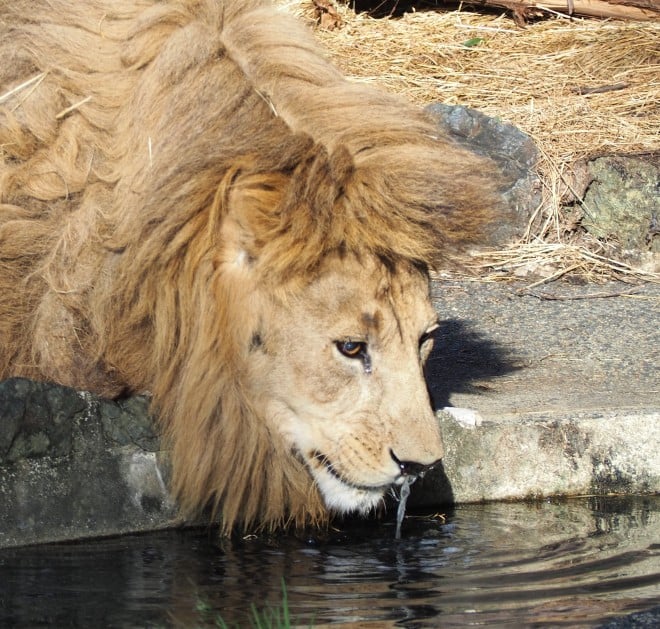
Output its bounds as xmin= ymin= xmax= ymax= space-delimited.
xmin=278 ymin=1 xmax=660 ymax=283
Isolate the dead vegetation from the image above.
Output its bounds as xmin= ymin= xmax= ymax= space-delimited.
xmin=278 ymin=1 xmax=660 ymax=284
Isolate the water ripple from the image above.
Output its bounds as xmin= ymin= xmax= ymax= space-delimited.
xmin=0 ymin=496 xmax=657 ymax=628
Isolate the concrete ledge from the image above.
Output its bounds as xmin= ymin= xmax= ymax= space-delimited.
xmin=417 ymin=279 xmax=660 ymax=506
xmin=2 ymin=377 xmax=658 ymax=548
xmin=414 ymin=408 xmax=659 ymax=507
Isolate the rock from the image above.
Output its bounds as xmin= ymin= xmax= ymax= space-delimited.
xmin=426 ymin=103 xmax=541 ymax=244
xmin=427 ymin=106 xmax=659 ymax=259
xmin=99 ymin=396 xmax=159 ymax=451
xmin=581 ymin=154 xmax=660 ymax=252
xmin=0 ymin=378 xmax=86 ymax=463
xmin=0 ymin=378 xmax=179 ymax=548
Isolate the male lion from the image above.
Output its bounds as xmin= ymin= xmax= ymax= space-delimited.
xmin=0 ymin=0 xmax=500 ymax=532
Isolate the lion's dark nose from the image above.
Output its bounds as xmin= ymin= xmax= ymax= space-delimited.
xmin=390 ymin=449 xmax=441 ymax=478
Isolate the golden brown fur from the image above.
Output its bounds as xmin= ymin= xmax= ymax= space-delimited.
xmin=0 ymin=0 xmax=500 ymax=531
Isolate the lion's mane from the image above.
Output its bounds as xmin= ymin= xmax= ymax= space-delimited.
xmin=0 ymin=0 xmax=500 ymax=531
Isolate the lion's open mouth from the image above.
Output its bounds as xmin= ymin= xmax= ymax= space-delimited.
xmin=310 ymin=451 xmax=395 ymax=493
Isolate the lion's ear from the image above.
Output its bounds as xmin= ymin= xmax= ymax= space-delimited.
xmin=213 ymin=169 xmax=287 ymax=272
xmin=205 ymin=169 xmax=285 ymax=362
xmin=212 ymin=141 xmax=357 ymax=280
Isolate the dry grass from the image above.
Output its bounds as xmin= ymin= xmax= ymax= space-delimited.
xmin=277 ymin=1 xmax=660 ymax=283
xmin=473 ymin=242 xmax=657 ymax=284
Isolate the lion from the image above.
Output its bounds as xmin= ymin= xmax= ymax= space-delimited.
xmin=0 ymin=0 xmax=501 ymax=532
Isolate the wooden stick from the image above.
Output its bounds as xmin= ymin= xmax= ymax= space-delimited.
xmin=522 ymin=287 xmax=646 ymax=300
xmin=572 ymin=83 xmax=629 ymax=95
xmin=464 ymin=0 xmax=659 ymax=21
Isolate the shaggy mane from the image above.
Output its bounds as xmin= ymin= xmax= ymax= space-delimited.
xmin=0 ymin=0 xmax=501 ymax=531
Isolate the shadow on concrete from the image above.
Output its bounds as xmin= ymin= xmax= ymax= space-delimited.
xmin=414 ymin=319 xmax=521 ymax=507
xmin=424 ymin=318 xmax=521 ymax=410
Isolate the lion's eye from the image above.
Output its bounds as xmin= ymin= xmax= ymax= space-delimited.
xmin=419 ymin=330 xmax=435 ymax=348
xmin=336 ymin=340 xmax=367 ymax=359
xmin=419 ymin=326 xmax=438 ymax=360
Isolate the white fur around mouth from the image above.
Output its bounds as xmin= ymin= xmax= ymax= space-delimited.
xmin=309 ymin=452 xmax=389 ymax=514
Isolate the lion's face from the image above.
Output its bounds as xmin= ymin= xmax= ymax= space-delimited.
xmin=249 ymin=256 xmax=444 ymax=515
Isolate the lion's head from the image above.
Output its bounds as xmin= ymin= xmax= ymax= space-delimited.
xmin=147 ymin=123 xmax=500 ymax=533
xmin=249 ymin=255 xmax=443 ymax=515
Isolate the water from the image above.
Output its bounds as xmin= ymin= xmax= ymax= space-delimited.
xmin=395 ymin=476 xmax=416 ymax=540
xmin=0 ymin=496 xmax=658 ymax=628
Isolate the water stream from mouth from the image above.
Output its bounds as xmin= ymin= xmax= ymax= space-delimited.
xmin=395 ymin=475 xmax=416 ymax=539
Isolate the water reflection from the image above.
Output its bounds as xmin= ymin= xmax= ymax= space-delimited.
xmin=0 ymin=496 xmax=658 ymax=627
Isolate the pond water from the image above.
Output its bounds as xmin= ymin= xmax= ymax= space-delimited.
xmin=0 ymin=496 xmax=658 ymax=628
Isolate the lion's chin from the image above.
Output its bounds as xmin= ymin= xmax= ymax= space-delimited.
xmin=310 ymin=465 xmax=387 ymax=515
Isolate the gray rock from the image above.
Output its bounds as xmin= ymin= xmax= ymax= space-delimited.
xmin=426 ymin=102 xmax=541 ymax=244
xmin=427 ymin=105 xmax=660 ymax=257
xmin=0 ymin=378 xmax=179 ymax=549
xmin=599 ymin=606 xmax=660 ymax=628
xmin=0 ymin=378 xmax=86 ymax=463
xmin=99 ymin=396 xmax=159 ymax=451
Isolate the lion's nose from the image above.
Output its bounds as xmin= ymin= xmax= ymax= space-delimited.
xmin=390 ymin=449 xmax=441 ymax=478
